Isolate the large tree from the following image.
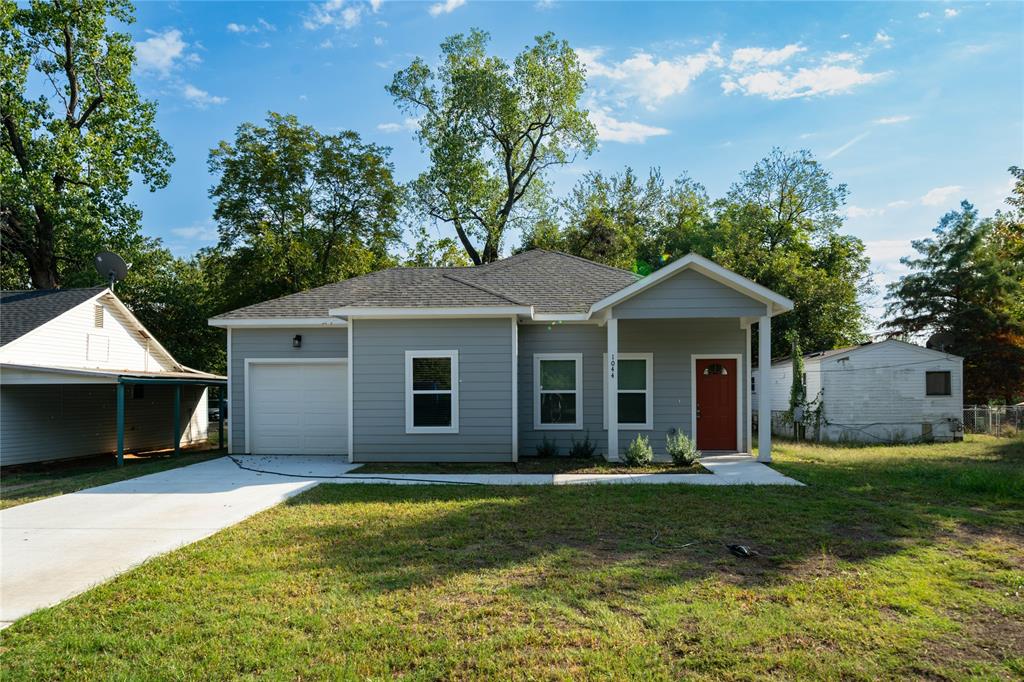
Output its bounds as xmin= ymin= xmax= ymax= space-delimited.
xmin=885 ymin=200 xmax=1024 ymax=403
xmin=1 ymin=0 xmax=173 ymax=289
xmin=388 ymin=29 xmax=596 ymax=264
xmin=207 ymin=112 xmax=402 ymax=312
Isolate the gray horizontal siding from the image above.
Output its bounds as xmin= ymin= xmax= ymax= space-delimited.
xmin=613 ymin=269 xmax=766 ymax=319
xmin=518 ymin=318 xmax=749 ymax=458
xmin=230 ymin=327 xmax=347 ymax=453
xmin=1 ymin=384 xmax=207 ymax=466
xmin=352 ymin=318 xmax=513 ymax=462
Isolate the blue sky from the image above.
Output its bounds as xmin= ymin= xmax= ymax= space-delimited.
xmin=124 ymin=1 xmax=1022 ymax=323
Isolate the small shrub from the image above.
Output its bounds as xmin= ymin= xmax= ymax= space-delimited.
xmin=666 ymin=430 xmax=700 ymax=466
xmin=535 ymin=435 xmax=559 ymax=458
xmin=569 ymin=432 xmax=597 ymax=459
xmin=622 ymin=434 xmax=653 ymax=467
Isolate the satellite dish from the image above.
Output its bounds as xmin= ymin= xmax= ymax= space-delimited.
xmin=926 ymin=332 xmax=955 ymax=352
xmin=94 ymin=251 xmax=129 ymax=289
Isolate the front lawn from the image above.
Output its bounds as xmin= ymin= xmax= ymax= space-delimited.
xmin=0 ymin=440 xmax=225 ymax=510
xmin=3 ymin=436 xmax=1022 ymax=679
xmin=356 ymin=456 xmax=707 ymax=475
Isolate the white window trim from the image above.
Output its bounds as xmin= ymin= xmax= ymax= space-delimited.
xmin=602 ymin=352 xmax=654 ymax=430
xmin=405 ymin=350 xmax=459 ymax=434
xmin=533 ymin=353 xmax=583 ymax=430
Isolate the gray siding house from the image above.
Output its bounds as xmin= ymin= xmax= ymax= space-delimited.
xmin=209 ymin=250 xmax=793 ymax=462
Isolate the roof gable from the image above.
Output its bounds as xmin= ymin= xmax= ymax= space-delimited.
xmin=589 ymin=253 xmax=794 ymax=317
xmin=0 ymin=287 xmax=107 ymax=346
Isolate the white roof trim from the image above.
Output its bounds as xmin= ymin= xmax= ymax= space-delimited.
xmin=99 ymin=291 xmax=184 ymax=371
xmin=0 ymin=362 xmax=224 ymax=381
xmin=588 ymin=253 xmax=794 ymax=317
xmin=329 ymin=306 xmax=534 ymax=319
xmin=208 ymin=317 xmax=348 ymax=328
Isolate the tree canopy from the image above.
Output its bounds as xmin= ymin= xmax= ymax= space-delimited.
xmin=1 ymin=0 xmax=173 ymax=289
xmin=207 ymin=112 xmax=403 ymax=312
xmin=388 ymin=29 xmax=596 ymax=264
xmin=885 ymin=190 xmax=1024 ymax=403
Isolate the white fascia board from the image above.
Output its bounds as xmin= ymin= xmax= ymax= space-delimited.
xmin=588 ymin=253 xmax=794 ymax=317
xmin=101 ymin=291 xmax=183 ymax=371
xmin=329 ymin=306 xmax=534 ymax=319
xmin=529 ymin=313 xmax=596 ymax=323
xmin=208 ymin=317 xmax=348 ymax=328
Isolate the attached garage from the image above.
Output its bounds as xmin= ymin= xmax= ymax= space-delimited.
xmin=245 ymin=359 xmax=348 ymax=455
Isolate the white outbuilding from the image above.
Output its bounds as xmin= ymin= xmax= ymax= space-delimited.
xmin=1 ymin=286 xmax=225 ymax=466
xmin=752 ymin=339 xmax=964 ymax=443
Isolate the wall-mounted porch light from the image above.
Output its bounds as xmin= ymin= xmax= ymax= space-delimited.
xmin=292 ymin=334 xmax=302 ymax=348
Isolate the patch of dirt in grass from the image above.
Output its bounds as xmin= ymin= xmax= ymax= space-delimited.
xmin=916 ymin=607 xmax=1024 ymax=678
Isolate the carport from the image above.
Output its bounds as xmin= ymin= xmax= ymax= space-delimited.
xmin=0 ymin=364 xmax=225 ymax=467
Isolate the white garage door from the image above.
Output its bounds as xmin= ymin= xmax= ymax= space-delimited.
xmin=248 ymin=361 xmax=348 ymax=455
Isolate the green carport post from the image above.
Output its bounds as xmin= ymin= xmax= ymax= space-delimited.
xmin=217 ymin=386 xmax=225 ymax=451
xmin=173 ymin=384 xmax=182 ymax=456
xmin=116 ymin=383 xmax=126 ymax=467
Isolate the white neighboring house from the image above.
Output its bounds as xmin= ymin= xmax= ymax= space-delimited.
xmin=1 ymin=286 xmax=224 ymax=466
xmin=752 ymin=339 xmax=964 ymax=443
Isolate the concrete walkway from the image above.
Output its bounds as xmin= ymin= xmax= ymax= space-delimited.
xmin=1 ymin=453 xmax=799 ymax=626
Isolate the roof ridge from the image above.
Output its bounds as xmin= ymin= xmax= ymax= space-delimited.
xmin=441 ymin=272 xmax=527 ymax=305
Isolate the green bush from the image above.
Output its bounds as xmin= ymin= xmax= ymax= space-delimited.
xmin=666 ymin=430 xmax=700 ymax=466
xmin=535 ymin=435 xmax=559 ymax=458
xmin=569 ymin=432 xmax=597 ymax=458
xmin=622 ymin=434 xmax=653 ymax=467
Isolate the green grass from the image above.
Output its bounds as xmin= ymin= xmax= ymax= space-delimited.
xmin=3 ymin=436 xmax=1022 ymax=680
xmin=356 ymin=456 xmax=708 ymax=475
xmin=0 ymin=430 xmax=226 ymax=510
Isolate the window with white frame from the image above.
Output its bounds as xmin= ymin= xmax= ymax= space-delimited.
xmin=405 ymin=350 xmax=459 ymax=433
xmin=534 ymin=353 xmax=583 ymax=429
xmin=603 ymin=353 xmax=654 ymax=430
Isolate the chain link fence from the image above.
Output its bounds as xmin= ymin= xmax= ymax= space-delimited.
xmin=963 ymin=405 xmax=1024 ymax=437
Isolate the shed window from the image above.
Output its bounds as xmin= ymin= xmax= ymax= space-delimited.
xmin=602 ymin=353 xmax=654 ymax=430
xmin=703 ymin=363 xmax=728 ymax=375
xmin=925 ymin=371 xmax=951 ymax=396
xmin=405 ymin=351 xmax=458 ymax=433
xmin=534 ymin=354 xmax=583 ymax=429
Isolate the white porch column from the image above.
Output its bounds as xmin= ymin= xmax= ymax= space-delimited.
xmin=607 ymin=317 xmax=619 ymax=461
xmin=757 ymin=312 xmax=772 ymax=462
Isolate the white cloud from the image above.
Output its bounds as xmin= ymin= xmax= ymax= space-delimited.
xmin=729 ymin=44 xmax=805 ymax=70
xmin=135 ymin=29 xmax=195 ymax=76
xmin=721 ymin=64 xmax=884 ymax=100
xmin=918 ymin=11 xmax=931 ymax=19
xmin=171 ymin=222 xmax=218 ymax=241
xmin=920 ymin=185 xmax=963 ymax=206
xmin=428 ymin=0 xmax=466 ymax=16
xmin=874 ymin=30 xmax=893 ymax=46
xmin=376 ymin=117 xmax=419 ymax=133
xmin=826 ymin=131 xmax=870 ymax=159
xmin=944 ymin=8 xmax=959 ymax=18
xmin=373 ymin=36 xmax=385 ymax=46
xmin=874 ymin=115 xmax=911 ymax=125
xmin=319 ymin=39 xmax=334 ymax=48
xmin=578 ymin=44 xmax=723 ymax=108
xmin=823 ymin=51 xmax=857 ymax=64
xmin=589 ymin=109 xmax=670 ymax=144
xmin=304 ymin=0 xmax=366 ymax=30
xmin=227 ymin=18 xmax=276 ymax=34
xmin=182 ymin=84 xmax=227 ymax=108
xmin=847 ymin=205 xmax=884 ymax=219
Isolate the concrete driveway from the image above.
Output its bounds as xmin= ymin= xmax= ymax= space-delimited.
xmin=1 ymin=453 xmax=799 ymax=627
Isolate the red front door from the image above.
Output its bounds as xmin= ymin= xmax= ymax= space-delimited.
xmin=695 ymin=358 xmax=737 ymax=451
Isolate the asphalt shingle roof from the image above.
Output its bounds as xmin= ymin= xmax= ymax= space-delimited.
xmin=1 ymin=287 xmax=107 ymax=346
xmin=211 ymin=250 xmax=640 ymax=320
